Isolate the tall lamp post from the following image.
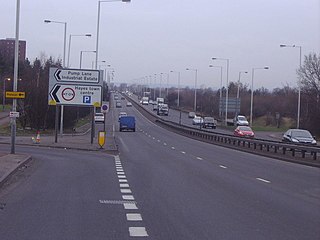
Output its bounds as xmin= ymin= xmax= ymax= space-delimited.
xmin=212 ymin=58 xmax=229 ymax=125
xmin=153 ymin=74 xmax=157 ymax=100
xmin=67 ymin=34 xmax=91 ymax=68
xmin=236 ymin=71 xmax=248 ymax=116
xmin=209 ymin=65 xmax=223 ymax=117
xmin=80 ymin=50 xmax=96 ymax=69
xmin=186 ymin=68 xmax=198 ymax=112
xmin=280 ymin=44 xmax=302 ymax=128
xmin=170 ymin=71 xmax=181 ymax=107
xmin=44 ymin=19 xmax=67 ymax=142
xmin=250 ymin=67 xmax=269 ymax=126
xmin=44 ymin=19 xmax=67 ymax=67
xmin=95 ymin=0 xmax=131 ymax=70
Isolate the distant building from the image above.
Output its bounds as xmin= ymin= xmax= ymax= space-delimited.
xmin=0 ymin=38 xmax=26 ymax=61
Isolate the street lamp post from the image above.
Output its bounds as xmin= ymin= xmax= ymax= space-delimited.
xmin=209 ymin=65 xmax=223 ymax=117
xmin=236 ymin=71 xmax=248 ymax=116
xmin=170 ymin=71 xmax=181 ymax=108
xmin=44 ymin=19 xmax=67 ymax=67
xmin=153 ymin=74 xmax=157 ymax=100
xmin=250 ymin=67 xmax=269 ymax=126
xmin=44 ymin=18 xmax=67 ymax=142
xmin=160 ymin=73 xmax=163 ymax=98
xmin=67 ymin=34 xmax=91 ymax=68
xmin=212 ymin=58 xmax=229 ymax=125
xmin=95 ymin=0 xmax=130 ymax=70
xmin=280 ymin=44 xmax=302 ymax=128
xmin=186 ymin=68 xmax=198 ymax=112
xmin=80 ymin=50 xmax=96 ymax=69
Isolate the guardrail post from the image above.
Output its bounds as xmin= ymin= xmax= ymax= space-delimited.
xmin=267 ymin=145 xmax=270 ymax=152
xmin=292 ymin=149 xmax=295 ymax=157
xmin=301 ymin=150 xmax=305 ymax=158
xmin=282 ymin=147 xmax=286 ymax=155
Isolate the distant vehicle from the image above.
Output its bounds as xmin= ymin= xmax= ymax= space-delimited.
xmin=152 ymin=102 xmax=158 ymax=111
xmin=119 ymin=116 xmax=136 ymax=132
xmin=142 ymin=96 xmax=149 ymax=105
xmin=202 ymin=117 xmax=216 ymax=129
xmin=118 ymin=112 xmax=127 ymax=120
xmin=188 ymin=112 xmax=196 ymax=118
xmin=126 ymin=102 xmax=132 ymax=107
xmin=149 ymin=100 xmax=153 ymax=104
xmin=116 ymin=101 xmax=122 ymax=108
xmin=157 ymin=103 xmax=169 ymax=116
xmin=192 ymin=116 xmax=203 ymax=125
xmin=156 ymin=97 xmax=164 ymax=104
xmin=234 ymin=126 xmax=254 ymax=138
xmin=234 ymin=115 xmax=249 ymax=126
xmin=94 ymin=112 xmax=105 ymax=123
xmin=282 ymin=129 xmax=317 ymax=145
xmin=114 ymin=95 xmax=119 ymax=100
xmin=121 ymin=96 xmax=125 ymax=100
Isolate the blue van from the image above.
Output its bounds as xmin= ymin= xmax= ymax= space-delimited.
xmin=119 ymin=116 xmax=135 ymax=132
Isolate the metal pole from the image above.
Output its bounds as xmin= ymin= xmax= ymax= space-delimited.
xmin=237 ymin=72 xmax=241 ymax=99
xmin=297 ymin=46 xmax=302 ymax=129
xmin=153 ymin=74 xmax=156 ymax=100
xmin=63 ymin=22 xmax=67 ymax=68
xmin=225 ymin=60 xmax=229 ymax=126
xmin=95 ymin=1 xmax=101 ymax=70
xmin=160 ymin=73 xmax=162 ymax=98
xmin=11 ymin=0 xmax=20 ymax=154
xmin=3 ymin=79 xmax=6 ymax=109
xmin=250 ymin=68 xmax=255 ymax=127
xmin=67 ymin=34 xmax=72 ymax=68
xmin=194 ymin=70 xmax=198 ymax=112
xmin=177 ymin=71 xmax=180 ymax=108
xmin=80 ymin=51 xmax=83 ymax=68
xmin=166 ymin=73 xmax=169 ymax=98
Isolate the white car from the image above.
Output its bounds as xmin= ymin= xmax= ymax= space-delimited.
xmin=234 ymin=115 xmax=249 ymax=126
xmin=192 ymin=116 xmax=203 ymax=125
xmin=126 ymin=102 xmax=132 ymax=107
xmin=94 ymin=113 xmax=105 ymax=123
xmin=118 ymin=112 xmax=127 ymax=120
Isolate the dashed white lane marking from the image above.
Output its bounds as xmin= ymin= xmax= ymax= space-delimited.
xmin=163 ymin=143 xmax=167 ymax=146
xmin=152 ymin=137 xmax=155 ymax=140
xmin=119 ymin=179 xmax=128 ymax=183
xmin=129 ymin=227 xmax=148 ymax=237
xmin=120 ymin=183 xmax=130 ymax=188
xmin=256 ymin=178 xmax=271 ymax=183
xmin=122 ymin=195 xmax=135 ymax=200
xmin=127 ymin=213 xmax=143 ymax=221
xmin=117 ymin=172 xmax=125 ymax=175
xmin=219 ymin=165 xmax=227 ymax=169
xmin=118 ymin=175 xmax=127 ymax=179
xmin=157 ymin=140 xmax=161 ymax=142
xmin=196 ymin=157 xmax=203 ymax=160
xmin=171 ymin=147 xmax=175 ymax=150
xmin=181 ymin=151 xmax=186 ymax=154
xmin=121 ymin=189 xmax=132 ymax=194
xmin=124 ymin=203 xmax=138 ymax=210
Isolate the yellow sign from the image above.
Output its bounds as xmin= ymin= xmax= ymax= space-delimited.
xmin=98 ymin=131 xmax=106 ymax=148
xmin=6 ymin=91 xmax=25 ymax=99
xmin=48 ymin=100 xmax=57 ymax=105
xmin=94 ymin=102 xmax=101 ymax=107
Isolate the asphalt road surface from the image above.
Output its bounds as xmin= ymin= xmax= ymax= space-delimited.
xmin=0 ymin=99 xmax=319 ymax=239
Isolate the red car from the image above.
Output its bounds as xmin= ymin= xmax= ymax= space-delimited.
xmin=234 ymin=126 xmax=255 ymax=138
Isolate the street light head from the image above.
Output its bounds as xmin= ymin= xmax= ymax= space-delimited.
xmin=244 ymin=71 xmax=248 ymax=73
xmin=264 ymin=66 xmax=269 ymax=70
xmin=44 ymin=20 xmax=51 ymax=23
xmin=85 ymin=34 xmax=92 ymax=37
xmin=122 ymin=0 xmax=131 ymax=2
xmin=186 ymin=68 xmax=189 ymax=70
xmin=280 ymin=44 xmax=287 ymax=47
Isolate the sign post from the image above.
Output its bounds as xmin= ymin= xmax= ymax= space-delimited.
xmin=48 ymin=67 xmax=102 ymax=142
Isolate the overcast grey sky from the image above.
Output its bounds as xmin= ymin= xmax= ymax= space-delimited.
xmin=2 ymin=0 xmax=320 ymax=90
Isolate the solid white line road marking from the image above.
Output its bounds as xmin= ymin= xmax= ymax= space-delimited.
xmin=121 ymin=189 xmax=132 ymax=194
xmin=120 ymin=183 xmax=130 ymax=188
xmin=127 ymin=213 xmax=142 ymax=221
xmin=196 ymin=157 xmax=203 ymax=160
xmin=124 ymin=203 xmax=138 ymax=210
xmin=122 ymin=195 xmax=135 ymax=200
xmin=219 ymin=165 xmax=227 ymax=169
xmin=129 ymin=227 xmax=148 ymax=237
xmin=256 ymin=178 xmax=271 ymax=183
xmin=119 ymin=179 xmax=128 ymax=183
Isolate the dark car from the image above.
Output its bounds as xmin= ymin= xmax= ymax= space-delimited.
xmin=282 ymin=129 xmax=317 ymax=145
xmin=234 ymin=126 xmax=254 ymax=138
xmin=202 ymin=117 xmax=216 ymax=129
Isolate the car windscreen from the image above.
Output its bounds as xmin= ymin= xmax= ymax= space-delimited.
xmin=239 ymin=126 xmax=252 ymax=131
xmin=292 ymin=130 xmax=312 ymax=138
xmin=238 ymin=116 xmax=246 ymax=121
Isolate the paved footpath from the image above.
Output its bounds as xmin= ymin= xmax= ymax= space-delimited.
xmin=0 ymin=129 xmax=117 ymax=187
